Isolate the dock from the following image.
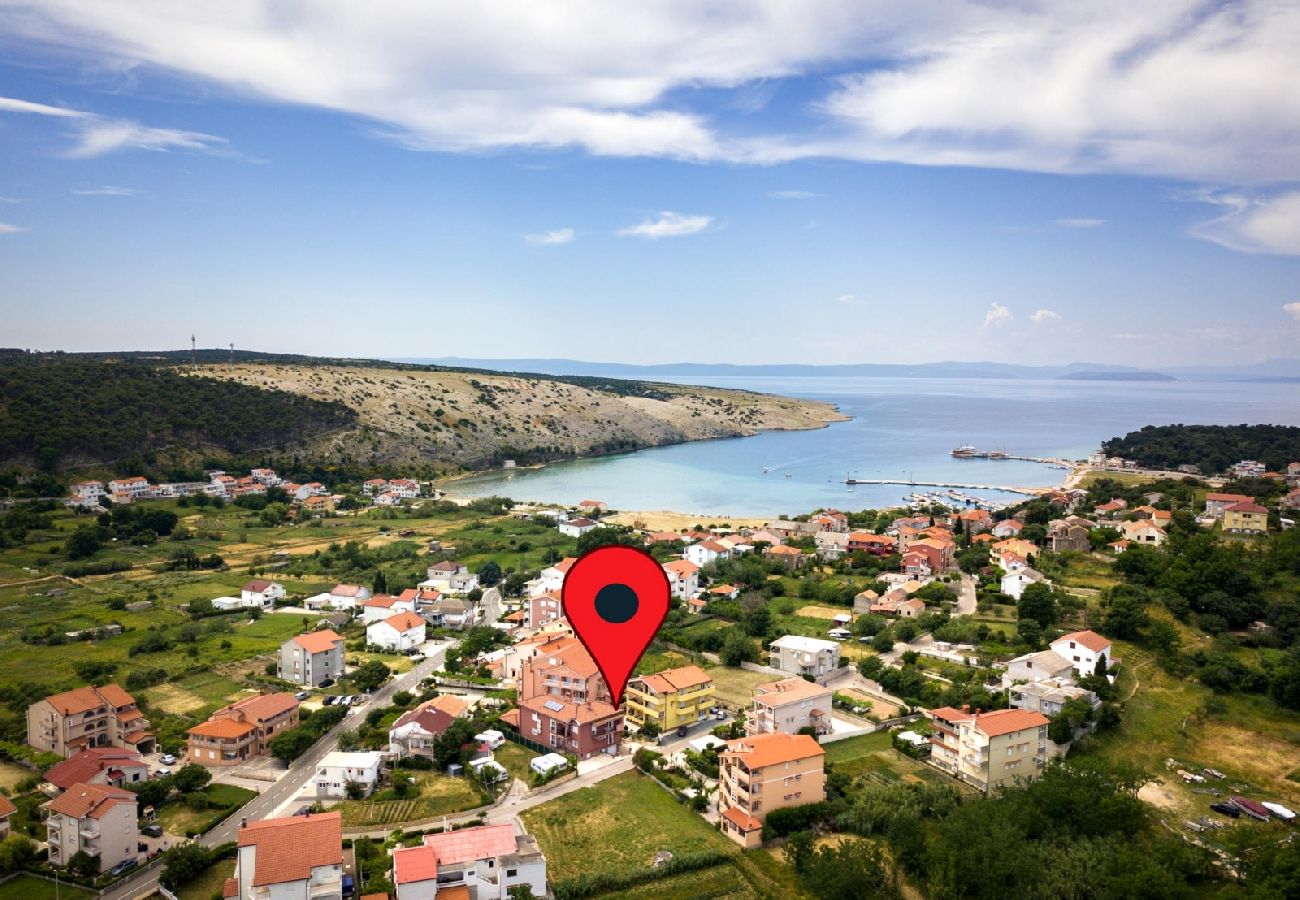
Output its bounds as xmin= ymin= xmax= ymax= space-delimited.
xmin=844 ymin=478 xmax=1047 ymax=496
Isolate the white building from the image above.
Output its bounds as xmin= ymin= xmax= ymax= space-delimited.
xmin=663 ymin=560 xmax=700 ymax=601
xmin=233 ymin=812 xmax=343 ymax=900
xmin=1000 ymin=568 xmax=1048 ymax=600
xmin=366 ymin=611 xmax=426 ymax=652
xmin=359 ymin=594 xmax=418 ymax=624
xmin=1050 ymin=630 xmax=1114 ymax=677
xmin=685 ymin=540 xmax=730 ymax=568
xmin=313 ymin=751 xmax=383 ymax=798
xmin=768 ymin=635 xmax=841 ymax=678
xmin=44 ymin=782 xmax=138 ymax=874
xmin=1001 ymin=649 xmax=1075 ymax=687
xmin=240 ymin=579 xmax=285 ymax=608
xmin=70 ymin=481 xmax=105 ymax=503
xmin=558 ymin=517 xmax=599 ymax=538
xmin=108 ymin=476 xmax=150 ymax=501
xmin=392 ymin=824 xmax=547 ymax=900
xmin=527 ymin=557 xmax=576 ymax=597
xmin=326 ymin=583 xmax=371 ymax=609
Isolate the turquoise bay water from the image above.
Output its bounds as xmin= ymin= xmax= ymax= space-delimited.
xmin=444 ymin=376 xmax=1300 ymax=517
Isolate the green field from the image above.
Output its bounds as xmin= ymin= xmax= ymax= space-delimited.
xmin=157 ymin=783 xmax=257 ymax=837
xmin=705 ymin=666 xmax=776 ymax=708
xmin=493 ymin=741 xmax=539 ymax=783
xmin=177 ymin=859 xmax=236 ymax=900
xmin=598 ymin=861 xmax=755 ymax=899
xmin=333 ymin=771 xmax=486 ymax=827
xmin=521 ymin=771 xmax=736 ymax=881
xmin=0 ymin=874 xmax=94 ymax=900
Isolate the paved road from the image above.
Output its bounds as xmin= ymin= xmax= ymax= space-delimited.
xmin=955 ymin=573 xmax=977 ymax=617
xmin=102 ymin=644 xmax=450 ymax=900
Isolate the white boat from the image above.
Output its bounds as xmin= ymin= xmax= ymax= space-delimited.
xmin=1262 ymin=801 xmax=1296 ymax=821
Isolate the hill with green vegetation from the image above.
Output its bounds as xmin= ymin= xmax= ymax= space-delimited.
xmin=1103 ymin=423 xmax=1300 ymax=473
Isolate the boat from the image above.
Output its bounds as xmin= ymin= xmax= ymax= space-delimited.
xmin=952 ymin=445 xmax=978 ymax=458
xmin=1261 ymin=801 xmax=1296 ymax=821
xmin=784 ymin=473 xmax=792 ymax=478
xmin=1230 ymin=797 xmax=1271 ymax=821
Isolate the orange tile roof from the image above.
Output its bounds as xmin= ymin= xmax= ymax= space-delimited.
xmin=377 ymin=611 xmax=426 ymax=632
xmin=635 ymin=665 xmax=712 ymax=695
xmin=663 ymin=559 xmax=701 ymax=575
xmin=519 ymin=694 xmax=619 ymax=725
xmin=238 ymin=812 xmax=342 ymax=887
xmin=363 ymin=594 xmax=399 ymax=608
xmin=721 ymin=806 xmax=762 ymax=832
xmin=393 ymin=845 xmax=440 ymax=885
xmin=188 ymin=718 xmax=256 ymax=740
xmin=972 ymin=708 xmax=1050 ymax=737
xmin=291 ymin=629 xmax=343 ymax=654
xmin=44 ymin=749 xmax=143 ymax=791
xmin=1054 ymin=630 xmax=1111 ymax=653
xmin=0 ymin=795 xmax=15 ymax=817
xmin=754 ymin=678 xmax=829 ymax=704
xmin=722 ymin=732 xmax=823 ymax=769
xmin=45 ymin=782 xmax=135 ymax=820
xmin=554 ymin=557 xmax=578 ymax=573
xmin=535 ymin=641 xmax=600 ymax=679
xmin=423 ymin=695 xmax=469 ymax=718
xmin=225 ymin=692 xmax=300 ymax=722
xmin=43 ymin=686 xmax=111 ymax=716
xmin=421 ymin=823 xmax=517 ymax=866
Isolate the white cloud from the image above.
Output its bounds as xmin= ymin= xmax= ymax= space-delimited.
xmin=617 ymin=211 xmax=712 ymax=239
xmin=0 ymin=223 xmax=27 ymax=234
xmin=982 ymin=302 xmax=1012 ymax=329
xmin=0 ymin=196 xmax=24 ymax=204
xmin=70 ymin=185 xmax=137 ymax=196
xmin=1054 ymin=218 xmax=1105 ymax=229
xmin=0 ymin=94 xmax=227 ymax=158
xmin=1285 ymin=302 xmax=1300 ymax=322
xmin=769 ymin=190 xmax=825 ymax=200
xmin=1189 ymin=190 xmax=1300 ymax=256
xmin=1030 ymin=309 xmax=1061 ymax=324
xmin=3 ymin=3 xmax=1297 ymax=182
xmin=525 ymin=227 xmax=575 ymax=245
xmin=837 ymin=294 xmax=867 ymax=305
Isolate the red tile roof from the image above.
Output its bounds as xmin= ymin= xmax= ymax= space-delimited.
xmin=721 ymin=732 xmax=823 ymax=769
xmin=972 ymin=707 xmax=1050 ymax=737
xmin=0 ymin=795 xmax=15 ymax=817
xmin=634 ymin=665 xmax=712 ymax=695
xmin=376 ymin=611 xmax=426 ymax=633
xmin=291 ymin=629 xmax=343 ymax=654
xmin=421 ymin=823 xmax=518 ymax=866
xmin=721 ymin=806 xmax=762 ymax=832
xmin=45 ymin=782 xmax=135 ymax=820
xmin=44 ymin=748 xmax=146 ymax=790
xmin=1226 ymin=501 xmax=1268 ymax=514
xmin=238 ymin=812 xmax=342 ymax=886
xmin=1054 ymin=630 xmax=1111 ymax=653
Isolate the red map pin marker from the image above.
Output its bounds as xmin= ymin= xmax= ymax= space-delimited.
xmin=562 ymin=545 xmax=671 ymax=706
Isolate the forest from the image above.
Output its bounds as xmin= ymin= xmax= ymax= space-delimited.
xmin=0 ymin=359 xmax=356 ymax=472
xmin=1102 ymin=423 xmax=1300 ymax=473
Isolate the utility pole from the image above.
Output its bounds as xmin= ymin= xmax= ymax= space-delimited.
xmin=190 ymin=334 xmax=197 ymax=372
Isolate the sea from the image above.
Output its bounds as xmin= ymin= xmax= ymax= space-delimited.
xmin=441 ymin=376 xmax=1300 ymax=518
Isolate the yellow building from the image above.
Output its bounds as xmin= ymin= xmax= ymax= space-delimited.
xmin=718 ymin=732 xmax=825 ymax=848
xmin=625 ymin=665 xmax=715 ymax=733
xmin=1223 ymin=500 xmax=1269 ymax=534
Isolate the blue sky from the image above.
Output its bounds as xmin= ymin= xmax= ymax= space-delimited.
xmin=1 ymin=2 xmax=1298 ymax=367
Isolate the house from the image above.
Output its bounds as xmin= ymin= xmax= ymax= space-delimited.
xmin=240 ymin=579 xmax=285 ymax=608
xmin=764 ymin=544 xmax=806 ymax=570
xmin=373 ymin=490 xmax=405 ymax=507
xmin=313 ymin=750 xmax=383 ymax=798
xmin=44 ymin=747 xmax=150 ymax=792
xmin=386 ymin=478 xmax=421 ymax=498
xmin=517 ymin=638 xmax=611 ymax=705
xmin=558 ymin=517 xmax=599 ymax=538
xmin=366 ymin=611 xmax=427 ymax=652
xmin=250 ymin=467 xmax=280 ymax=485
xmin=1119 ymin=519 xmax=1167 ymax=546
xmin=278 ymin=630 xmax=345 ymax=687
xmin=1050 ymin=630 xmax=1113 ymax=676
xmin=852 ymin=590 xmax=879 ymax=616
xmin=1000 ymin=567 xmax=1048 ymax=600
xmin=950 ymin=509 xmax=993 ymax=533
xmin=992 ymin=538 xmax=1038 ymax=562
xmin=326 ymin=583 xmax=371 ymax=609
xmin=1009 ymin=679 xmax=1097 ymax=717
xmin=577 ymin=498 xmax=607 ymax=514
xmin=847 ymin=531 xmax=896 ymax=556
xmin=423 ymin=595 xmax=472 ymax=630
xmin=746 ymin=529 xmax=786 ymax=547
xmin=747 ymin=678 xmax=832 ymax=737
xmin=717 ymin=733 xmax=826 ymax=848
xmin=301 ymin=495 xmax=335 ymax=513
xmin=423 ymin=561 xmax=480 ymax=594
xmin=992 ymin=519 xmax=1023 ymax=538
xmin=231 ymin=812 xmax=343 ymax=900
xmin=27 ymin=684 xmax=154 ymax=756
xmin=388 ymin=703 xmax=456 ymax=760
xmin=904 ymin=537 xmax=953 ymax=573
xmin=765 ymin=519 xmax=818 ymax=540
xmin=645 ymin=531 xmax=687 ymax=546
xmin=1281 ymin=489 xmax=1300 ymax=512
xmin=901 ymin=550 xmax=933 ymax=578
xmin=1093 ymin=498 xmax=1128 ymax=519
xmin=663 ymin=559 xmax=701 ymax=600
xmin=1001 ymin=649 xmax=1076 ymax=688
xmin=0 ymin=795 xmax=13 ymax=839
xmin=44 ymin=782 xmax=138 ymax=873
xmin=187 ymin=693 xmax=300 ymax=766
xmin=809 ymin=510 xmax=850 ymax=532
xmin=362 ymin=478 xmax=388 ymax=495
xmin=768 ymin=635 xmax=840 ymax=678
xmin=1046 ymin=520 xmax=1091 ymax=553
xmin=1204 ymin=492 xmax=1253 ymax=519
xmin=708 ymin=583 xmax=740 ymax=600
xmin=527 ymin=591 xmax=564 ymax=629
xmin=1108 ymin=539 xmax=1131 ymax=554
xmin=69 ymin=481 xmax=105 ymax=505
xmin=685 ymin=540 xmax=731 ymax=567
xmin=392 ymin=824 xmax=548 ymax=900
xmin=509 ymin=694 xmax=622 ymax=758
xmin=896 ymin=598 xmax=926 ymax=618
xmin=686 ymin=597 xmax=708 ymax=615
xmin=625 ymin=665 xmax=716 ymax=733
xmin=108 ymin=476 xmax=150 ymax=501
xmin=1223 ymin=500 xmax=1269 ymax=534
xmin=925 ymin=706 xmax=1051 ymax=793
xmin=814 ymin=530 xmax=850 ymax=559
xmin=1230 ymin=459 xmax=1266 ymax=479
xmin=359 ymin=593 xmax=418 ymax=624
xmin=528 ymin=557 xmax=577 ymax=596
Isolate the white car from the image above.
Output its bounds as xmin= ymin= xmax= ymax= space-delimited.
xmin=159 ymin=753 xmax=178 ymax=765
xmin=155 ymin=767 xmax=172 ymax=777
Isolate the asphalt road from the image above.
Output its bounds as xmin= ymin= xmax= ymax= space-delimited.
xmin=101 ymin=643 xmax=450 ymax=900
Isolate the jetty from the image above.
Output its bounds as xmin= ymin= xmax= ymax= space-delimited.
xmin=844 ymin=478 xmax=1046 ymax=496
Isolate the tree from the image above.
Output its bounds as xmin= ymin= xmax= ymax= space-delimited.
xmin=742 ymin=604 xmax=771 ymax=637
xmin=476 ymin=560 xmax=502 ymax=587
xmin=1017 ymin=582 xmax=1058 ymax=628
xmin=65 ymin=526 xmax=103 ymax=560
xmin=269 ymin=727 xmax=318 ymax=764
xmin=67 ymin=849 xmax=99 ymax=879
xmin=172 ymin=763 xmax=212 ymax=793
xmin=345 ymin=779 xmax=366 ymax=800
xmin=799 ymin=839 xmax=898 ymax=900
xmin=857 ymin=655 xmax=884 ymax=680
xmin=0 ymin=835 xmax=35 ymax=874
xmin=160 ymin=843 xmax=216 ymax=889
xmin=720 ymin=628 xmax=757 ymax=666
xmin=350 ymin=659 xmax=391 ymax=693
xmin=373 ymin=569 xmax=388 ymax=594
xmin=507 ymin=887 xmax=539 ymax=900
xmin=129 ymin=775 xmax=173 ymax=808
xmin=871 ymin=631 xmax=895 ymax=653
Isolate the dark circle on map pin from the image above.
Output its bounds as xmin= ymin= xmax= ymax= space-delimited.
xmin=594 ymin=583 xmax=639 ymax=624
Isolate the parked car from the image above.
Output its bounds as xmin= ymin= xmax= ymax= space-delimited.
xmin=339 ymin=696 xmax=353 ymax=707
xmin=159 ymin=753 xmax=177 ymax=765
xmin=154 ymin=767 xmax=171 ymax=777
xmin=323 ymin=695 xmax=338 ymax=706
xmin=676 ymin=726 xmax=689 ymax=737
xmin=295 ymin=691 xmax=310 ymax=701
xmin=1210 ymin=802 xmax=1241 ymax=818
xmin=714 ymin=710 xmax=726 ymax=720
xmin=108 ymin=859 xmax=137 ymax=877
xmin=319 ymin=678 xmax=335 ymax=688
xmin=142 ymin=824 xmax=163 ymax=838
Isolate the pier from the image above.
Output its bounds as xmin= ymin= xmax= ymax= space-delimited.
xmin=844 ymin=478 xmax=1048 ymax=496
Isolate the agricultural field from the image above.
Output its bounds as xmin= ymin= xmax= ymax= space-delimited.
xmin=704 ymin=666 xmax=776 ymax=708
xmin=332 ymin=770 xmax=487 ymax=828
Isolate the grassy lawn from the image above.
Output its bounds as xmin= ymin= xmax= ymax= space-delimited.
xmin=520 ymin=770 xmax=737 ymax=881
xmin=333 ymin=771 xmax=486 ymax=827
xmin=634 ymin=648 xmax=695 ymax=676
xmin=145 ymin=671 xmax=246 ymax=716
xmin=0 ymin=760 xmax=33 ymax=791
xmin=494 ymin=741 xmax=539 ymax=783
xmin=0 ymin=874 xmax=94 ymax=900
xmin=157 ymin=783 xmax=257 ymax=837
xmin=704 ymin=667 xmax=775 ymax=708
xmin=177 ymin=859 xmax=236 ymax=900
xmin=597 ymin=861 xmax=753 ymax=900
xmin=823 ymin=731 xmax=954 ymax=787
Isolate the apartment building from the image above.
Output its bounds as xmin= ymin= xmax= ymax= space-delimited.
xmin=747 ymin=678 xmax=832 ymax=737
xmin=392 ymin=823 xmax=548 ymax=900
xmin=625 ymin=665 xmax=715 ymax=733
xmin=313 ymin=751 xmax=383 ymax=798
xmin=718 ymin=732 xmax=825 ymax=848
xmin=278 ymin=630 xmax=345 ymax=687
xmin=44 ymin=782 xmax=138 ymax=873
xmin=44 ymin=747 xmax=149 ymax=791
xmin=925 ymin=706 xmax=1051 ymax=793
xmin=768 ymin=635 xmax=840 ymax=679
xmin=27 ymin=684 xmax=155 ymax=756
xmin=1049 ymin=630 xmax=1113 ymax=677
xmin=229 ymin=812 xmax=343 ymax=900
xmin=186 ymin=693 xmax=300 ymax=766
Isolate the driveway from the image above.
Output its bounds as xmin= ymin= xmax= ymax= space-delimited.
xmin=955 ymin=573 xmax=977 ymax=617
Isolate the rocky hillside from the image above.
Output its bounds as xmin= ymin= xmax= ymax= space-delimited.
xmin=195 ymin=362 xmax=846 ymax=472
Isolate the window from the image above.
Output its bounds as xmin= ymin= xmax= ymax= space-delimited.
xmin=506 ymin=869 xmax=517 ymax=877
